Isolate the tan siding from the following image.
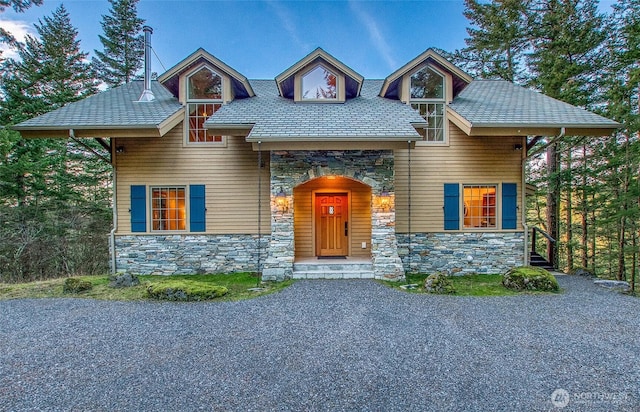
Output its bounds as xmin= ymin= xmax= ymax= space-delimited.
xmin=115 ymin=122 xmax=270 ymax=235
xmin=293 ymin=177 xmax=371 ymax=258
xmin=395 ymin=122 xmax=523 ymax=232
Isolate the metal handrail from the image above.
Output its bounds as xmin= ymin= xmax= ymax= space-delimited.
xmin=530 ymin=227 xmax=556 ymax=269
xmin=532 ymin=227 xmax=556 ymax=245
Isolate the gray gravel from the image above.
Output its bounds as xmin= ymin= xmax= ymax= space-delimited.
xmin=0 ymin=275 xmax=638 ymax=411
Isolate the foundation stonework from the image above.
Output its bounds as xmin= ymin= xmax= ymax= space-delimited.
xmin=115 ymin=234 xmax=268 ymax=275
xmin=397 ymin=232 xmax=524 ymax=275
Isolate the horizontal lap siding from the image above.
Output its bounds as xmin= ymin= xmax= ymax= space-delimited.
xmin=293 ymin=178 xmax=371 ymax=258
xmin=115 ymin=123 xmax=270 ymax=235
xmin=395 ymin=123 xmax=523 ymax=232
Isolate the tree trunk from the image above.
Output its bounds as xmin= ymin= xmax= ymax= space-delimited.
xmin=566 ymin=148 xmax=573 ymax=271
xmin=546 ymin=143 xmax=560 ymax=269
xmin=581 ymin=144 xmax=588 ymax=269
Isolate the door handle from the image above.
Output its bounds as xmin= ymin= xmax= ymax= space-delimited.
xmin=345 ymin=221 xmax=348 ymax=236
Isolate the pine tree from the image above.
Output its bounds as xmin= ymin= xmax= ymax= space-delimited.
xmin=0 ymin=5 xmax=109 ymax=281
xmin=527 ymin=0 xmax=606 ymax=270
xmin=92 ymin=0 xmax=145 ymax=87
xmin=461 ymin=0 xmax=530 ymax=82
xmin=0 ymin=0 xmax=43 ymax=66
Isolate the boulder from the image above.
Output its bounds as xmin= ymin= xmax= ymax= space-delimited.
xmin=502 ymin=266 xmax=559 ymax=292
xmin=593 ymin=279 xmax=630 ymax=292
xmin=424 ymin=272 xmax=456 ymax=294
xmin=63 ymin=278 xmax=93 ymax=293
xmin=109 ymin=272 xmax=140 ymax=288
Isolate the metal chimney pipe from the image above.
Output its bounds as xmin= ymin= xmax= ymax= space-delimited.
xmin=138 ymin=25 xmax=155 ymax=102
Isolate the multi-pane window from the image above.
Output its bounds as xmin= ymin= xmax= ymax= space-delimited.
xmin=302 ymin=65 xmax=337 ymax=100
xmin=151 ymin=187 xmax=186 ymax=231
xmin=410 ymin=66 xmax=446 ymax=142
xmin=463 ymin=185 xmax=497 ymax=228
xmin=186 ymin=67 xmax=224 ymax=144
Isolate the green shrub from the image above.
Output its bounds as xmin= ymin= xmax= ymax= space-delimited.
xmin=502 ymin=266 xmax=559 ymax=292
xmin=146 ymin=279 xmax=228 ymax=301
xmin=424 ymin=272 xmax=456 ymax=294
xmin=63 ymin=277 xmax=93 ymax=293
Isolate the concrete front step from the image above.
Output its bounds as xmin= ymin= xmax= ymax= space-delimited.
xmin=292 ymin=260 xmax=374 ymax=279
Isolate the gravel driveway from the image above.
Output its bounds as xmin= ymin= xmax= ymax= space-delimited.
xmin=0 ymin=275 xmax=638 ymax=411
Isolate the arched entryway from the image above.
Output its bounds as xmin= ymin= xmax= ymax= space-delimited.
xmin=293 ymin=176 xmax=372 ymax=260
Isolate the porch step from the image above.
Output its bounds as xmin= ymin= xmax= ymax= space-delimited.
xmin=292 ymin=260 xmax=374 ymax=279
xmin=529 ymin=252 xmax=555 ymax=271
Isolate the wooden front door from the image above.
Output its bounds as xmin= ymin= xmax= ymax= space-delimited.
xmin=316 ymin=193 xmax=349 ymax=257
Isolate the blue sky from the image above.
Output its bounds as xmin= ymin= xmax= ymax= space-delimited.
xmin=1 ymin=0 xmax=618 ymax=79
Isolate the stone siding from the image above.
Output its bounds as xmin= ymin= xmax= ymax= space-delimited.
xmin=267 ymin=150 xmax=404 ymax=281
xmin=115 ymin=234 xmax=269 ymax=275
xmin=397 ymin=232 xmax=525 ymax=275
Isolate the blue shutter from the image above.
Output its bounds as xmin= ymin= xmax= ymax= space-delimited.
xmin=190 ymin=185 xmax=206 ymax=232
xmin=502 ymin=183 xmax=518 ymax=230
xmin=130 ymin=185 xmax=147 ymax=232
xmin=443 ymin=183 xmax=460 ymax=230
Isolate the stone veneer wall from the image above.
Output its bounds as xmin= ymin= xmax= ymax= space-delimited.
xmin=115 ymin=234 xmax=269 ymax=275
xmin=397 ymin=232 xmax=524 ymax=275
xmin=262 ymin=150 xmax=405 ymax=281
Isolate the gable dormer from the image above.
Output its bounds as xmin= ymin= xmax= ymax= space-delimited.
xmin=380 ymin=48 xmax=471 ymax=103
xmin=275 ymin=48 xmax=363 ymax=103
xmin=157 ymin=49 xmax=254 ymax=144
xmin=158 ymin=48 xmax=254 ymax=103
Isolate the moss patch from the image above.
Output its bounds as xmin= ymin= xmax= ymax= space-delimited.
xmin=0 ymin=273 xmax=294 ymax=301
xmin=424 ymin=273 xmax=456 ymax=294
xmin=146 ymin=280 xmax=228 ymax=301
xmin=63 ymin=278 xmax=93 ymax=293
xmin=502 ymin=266 xmax=559 ymax=292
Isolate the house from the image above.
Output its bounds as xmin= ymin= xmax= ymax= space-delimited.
xmin=14 ymin=33 xmax=619 ymax=280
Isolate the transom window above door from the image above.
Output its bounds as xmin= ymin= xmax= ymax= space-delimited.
xmin=302 ymin=65 xmax=337 ymax=100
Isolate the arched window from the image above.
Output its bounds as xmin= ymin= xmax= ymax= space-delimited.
xmin=410 ymin=66 xmax=446 ymax=142
xmin=186 ymin=67 xmax=224 ymax=143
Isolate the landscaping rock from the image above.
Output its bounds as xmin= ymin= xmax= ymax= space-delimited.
xmin=146 ymin=280 xmax=228 ymax=301
xmin=109 ymin=272 xmax=140 ymax=288
xmin=593 ymin=279 xmax=630 ymax=292
xmin=502 ymin=266 xmax=559 ymax=292
xmin=424 ymin=272 xmax=455 ymax=294
xmin=569 ymin=267 xmax=595 ymax=277
xmin=63 ymin=278 xmax=93 ymax=293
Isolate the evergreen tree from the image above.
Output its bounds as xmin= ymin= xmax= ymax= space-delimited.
xmin=0 ymin=0 xmax=43 ymax=64
xmin=0 ymin=5 xmax=110 ymax=281
xmin=92 ymin=0 xmax=145 ymax=87
xmin=526 ymin=0 xmax=606 ymax=270
xmin=461 ymin=0 xmax=530 ymax=82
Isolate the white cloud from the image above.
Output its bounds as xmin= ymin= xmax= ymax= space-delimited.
xmin=348 ymin=1 xmax=396 ymax=70
xmin=265 ymin=1 xmax=309 ymax=52
xmin=0 ymin=19 xmax=35 ymax=59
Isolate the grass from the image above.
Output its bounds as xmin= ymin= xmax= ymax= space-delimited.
xmin=0 ymin=273 xmax=295 ymax=302
xmin=382 ymin=273 xmax=559 ymax=296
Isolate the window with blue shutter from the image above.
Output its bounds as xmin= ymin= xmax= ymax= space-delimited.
xmin=189 ymin=184 xmax=206 ymax=232
xmin=443 ymin=183 xmax=460 ymax=230
xmin=502 ymin=183 xmax=518 ymax=230
xmin=130 ymin=185 xmax=147 ymax=232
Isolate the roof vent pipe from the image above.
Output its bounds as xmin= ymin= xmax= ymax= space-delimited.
xmin=138 ymin=25 xmax=155 ymax=102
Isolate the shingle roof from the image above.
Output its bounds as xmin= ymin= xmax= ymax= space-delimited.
xmin=206 ymin=79 xmax=426 ymax=141
xmin=14 ymin=81 xmax=183 ymax=131
xmin=449 ymin=80 xmax=619 ymax=129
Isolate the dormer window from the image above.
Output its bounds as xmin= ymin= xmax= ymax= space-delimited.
xmin=410 ymin=66 xmax=446 ymax=142
xmin=186 ymin=66 xmax=224 ymax=144
xmin=302 ymin=65 xmax=337 ymax=100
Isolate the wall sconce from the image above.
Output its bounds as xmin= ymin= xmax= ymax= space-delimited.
xmin=379 ymin=187 xmax=391 ymax=211
xmin=116 ymin=146 xmax=125 ymax=154
xmin=275 ymin=187 xmax=288 ymax=212
xmin=514 ymin=143 xmax=523 ymax=151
